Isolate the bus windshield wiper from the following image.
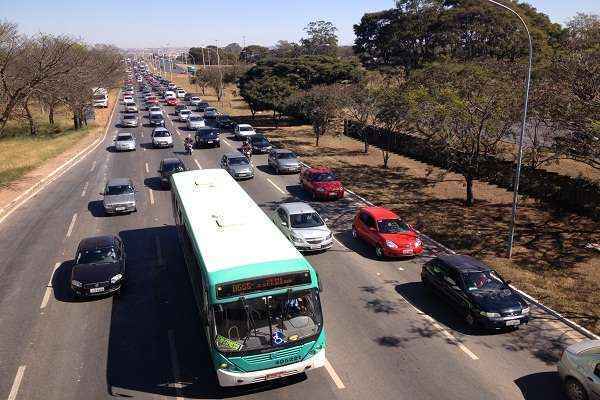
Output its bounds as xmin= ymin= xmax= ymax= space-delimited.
xmin=240 ymin=296 xmax=257 ymax=349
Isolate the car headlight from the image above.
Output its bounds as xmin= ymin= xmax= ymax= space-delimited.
xmin=291 ymin=234 xmax=304 ymax=243
xmin=71 ymin=280 xmax=82 ymax=288
xmin=414 ymin=238 xmax=422 ymax=247
xmin=385 ymin=240 xmax=398 ymax=249
xmin=521 ymin=307 xmax=530 ymax=315
xmin=325 ymin=233 xmax=332 ymax=240
xmin=110 ymin=274 xmax=123 ymax=284
xmin=316 ymin=188 xmax=325 ymax=192
xmin=480 ymin=311 xmax=501 ymax=318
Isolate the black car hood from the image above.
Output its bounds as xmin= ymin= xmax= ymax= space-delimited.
xmin=468 ymin=288 xmax=522 ymax=312
xmin=72 ymin=262 xmax=121 ymax=283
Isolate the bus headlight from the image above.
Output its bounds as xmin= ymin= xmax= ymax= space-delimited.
xmin=218 ymin=363 xmax=229 ymax=370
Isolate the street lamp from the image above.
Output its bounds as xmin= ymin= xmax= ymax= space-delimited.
xmin=483 ymin=0 xmax=533 ymax=259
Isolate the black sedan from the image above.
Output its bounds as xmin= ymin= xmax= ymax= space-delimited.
xmin=158 ymin=158 xmax=187 ymax=188
xmin=194 ymin=127 xmax=220 ymax=148
xmin=249 ymin=134 xmax=273 ymax=154
xmin=421 ymin=254 xmax=529 ymax=330
xmin=71 ymin=236 xmax=126 ymax=298
xmin=216 ymin=114 xmax=235 ymax=130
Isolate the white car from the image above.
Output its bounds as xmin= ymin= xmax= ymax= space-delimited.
xmin=176 ymin=89 xmax=186 ymax=98
xmin=186 ymin=115 xmax=205 ymax=130
xmin=148 ymin=106 xmax=163 ymax=115
xmin=178 ymin=109 xmax=192 ymax=122
xmin=152 ymin=127 xmax=173 ymax=148
xmin=271 ymin=202 xmax=333 ymax=252
xmin=189 ymin=96 xmax=202 ymax=106
xmin=123 ymin=102 xmax=138 ymax=113
xmin=234 ymin=124 xmax=257 ymax=140
xmin=114 ymin=132 xmax=136 ymax=151
xmin=164 ymin=90 xmax=176 ymax=100
xmin=123 ymin=95 xmax=134 ymax=103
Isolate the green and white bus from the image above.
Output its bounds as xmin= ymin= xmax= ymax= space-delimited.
xmin=171 ymin=169 xmax=326 ymax=386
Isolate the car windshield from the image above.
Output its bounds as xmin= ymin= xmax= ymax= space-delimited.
xmin=252 ymin=137 xmax=269 ymax=145
xmin=229 ymin=157 xmax=249 ymax=166
xmin=123 ymin=115 xmax=136 ymax=120
xmin=277 ymin=152 xmax=296 ymax=159
xmin=463 ymin=270 xmax=506 ymax=291
xmin=290 ymin=212 xmax=324 ymax=228
xmin=311 ymin=172 xmax=337 ymax=182
xmin=180 ymin=110 xmax=191 ymax=114
xmin=105 ymin=184 xmax=134 ymax=196
xmin=189 ymin=116 xmax=201 ymax=121
xmin=163 ymin=162 xmax=184 ymax=172
xmin=377 ymin=219 xmax=410 ymax=234
xmin=116 ymin=135 xmax=133 ymax=141
xmin=239 ymin=126 xmax=253 ymax=132
xmin=154 ymin=130 xmax=170 ymax=137
xmin=150 ymin=115 xmax=162 ymax=120
xmin=200 ymin=130 xmax=217 ymax=137
xmin=191 ymin=97 xmax=200 ymax=100
xmin=77 ymin=247 xmax=117 ymax=264
xmin=93 ymin=95 xmax=106 ymax=100
xmin=213 ymin=288 xmax=322 ymax=354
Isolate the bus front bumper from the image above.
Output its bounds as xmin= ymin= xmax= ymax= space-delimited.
xmin=217 ymin=348 xmax=326 ymax=387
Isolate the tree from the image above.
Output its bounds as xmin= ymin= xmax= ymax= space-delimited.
xmin=239 ymin=45 xmax=269 ymax=63
xmin=374 ymin=80 xmax=409 ymax=168
xmin=299 ymin=85 xmax=345 ymax=146
xmin=405 ymin=61 xmax=517 ymax=206
xmin=343 ymin=80 xmax=381 ymax=153
xmin=271 ymin=40 xmax=302 ymax=58
xmin=300 ymin=20 xmax=338 ymax=56
xmin=223 ymin=42 xmax=242 ymax=56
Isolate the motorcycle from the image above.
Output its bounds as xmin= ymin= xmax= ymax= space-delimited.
xmin=185 ymin=141 xmax=193 ymax=155
xmin=242 ymin=147 xmax=252 ymax=159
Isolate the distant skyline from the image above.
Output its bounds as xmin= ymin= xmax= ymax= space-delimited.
xmin=1 ymin=0 xmax=598 ymax=49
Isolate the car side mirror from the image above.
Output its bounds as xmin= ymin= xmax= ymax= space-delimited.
xmin=99 ymin=192 xmax=105 ymax=196
xmin=281 ymin=221 xmax=287 ymax=227
xmin=324 ymin=218 xmax=329 ymax=223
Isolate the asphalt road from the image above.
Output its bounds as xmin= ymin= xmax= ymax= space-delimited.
xmin=0 ymin=87 xmax=580 ymax=400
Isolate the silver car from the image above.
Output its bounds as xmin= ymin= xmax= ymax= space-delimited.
xmin=114 ymin=132 xmax=136 ymax=151
xmin=219 ymin=153 xmax=254 ymax=180
xmin=268 ymin=149 xmax=301 ymax=174
xmin=178 ymin=109 xmax=192 ymax=122
xmin=102 ymin=178 xmax=137 ymax=215
xmin=186 ymin=115 xmax=205 ymax=130
xmin=189 ymin=96 xmax=202 ymax=106
xmin=120 ymin=114 xmax=138 ymax=127
xmin=558 ymin=340 xmax=600 ymax=400
xmin=271 ymin=202 xmax=333 ymax=251
xmin=123 ymin=102 xmax=138 ymax=113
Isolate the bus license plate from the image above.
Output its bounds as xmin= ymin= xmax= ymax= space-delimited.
xmin=90 ymin=287 xmax=104 ymax=293
xmin=266 ymin=372 xmax=286 ymax=380
xmin=506 ymin=319 xmax=520 ymax=326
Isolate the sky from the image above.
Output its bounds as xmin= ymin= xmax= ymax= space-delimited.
xmin=1 ymin=0 xmax=599 ymax=49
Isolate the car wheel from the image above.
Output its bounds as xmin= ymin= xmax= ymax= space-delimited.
xmin=375 ymin=245 xmax=385 ymax=259
xmin=275 ymin=166 xmax=280 ymax=174
xmin=465 ymin=313 xmax=475 ymax=326
xmin=565 ymin=378 xmax=588 ymax=400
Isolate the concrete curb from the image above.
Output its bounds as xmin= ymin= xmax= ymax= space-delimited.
xmin=296 ymin=157 xmax=598 ymax=341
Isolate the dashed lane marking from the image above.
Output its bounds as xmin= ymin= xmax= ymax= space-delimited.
xmin=80 ymin=181 xmax=89 ymax=198
xmin=40 ymin=262 xmax=61 ymax=310
xmin=65 ymin=213 xmax=78 ymax=238
xmin=145 ymin=162 xmax=149 ymax=174
xmin=148 ymin=189 xmax=155 ymax=206
xmin=266 ymin=178 xmax=286 ymax=195
xmin=194 ymin=159 xmax=202 ymax=169
xmin=90 ymin=160 xmax=97 ymax=172
xmin=7 ymin=365 xmax=26 ymax=400
xmin=324 ymin=359 xmax=345 ymax=389
xmin=222 ymin=138 xmax=232 ymax=147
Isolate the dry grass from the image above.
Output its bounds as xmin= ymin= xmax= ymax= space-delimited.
xmin=257 ymin=122 xmax=600 ymax=333
xmin=0 ymin=90 xmax=118 ymax=188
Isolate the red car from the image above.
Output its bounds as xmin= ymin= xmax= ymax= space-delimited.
xmin=352 ymin=207 xmax=423 ymax=258
xmin=165 ymin=97 xmax=179 ymax=106
xmin=299 ymin=167 xmax=344 ymax=200
xmin=145 ymin=97 xmax=159 ymax=106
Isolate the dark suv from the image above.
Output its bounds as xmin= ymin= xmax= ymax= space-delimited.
xmin=158 ymin=158 xmax=187 ymax=188
xmin=421 ymin=254 xmax=529 ymax=330
xmin=71 ymin=235 xmax=126 ymax=298
xmin=194 ymin=127 xmax=220 ymax=148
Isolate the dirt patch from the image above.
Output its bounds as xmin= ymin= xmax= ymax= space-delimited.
xmin=262 ymin=123 xmax=600 ymax=333
xmin=0 ymin=89 xmax=118 ymax=211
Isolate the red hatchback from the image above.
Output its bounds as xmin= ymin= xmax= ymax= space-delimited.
xmin=165 ymin=97 xmax=179 ymax=106
xmin=352 ymin=207 xmax=423 ymax=258
xmin=299 ymin=167 xmax=344 ymax=200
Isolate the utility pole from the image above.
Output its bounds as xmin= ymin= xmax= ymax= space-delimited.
xmin=201 ymin=47 xmax=205 ymax=68
xmin=215 ymin=40 xmax=223 ymax=104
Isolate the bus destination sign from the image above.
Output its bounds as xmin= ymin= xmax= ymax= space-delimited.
xmin=217 ymin=272 xmax=311 ymax=299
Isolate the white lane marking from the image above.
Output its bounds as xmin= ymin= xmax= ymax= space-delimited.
xmin=7 ymin=365 xmax=26 ymax=400
xmin=0 ymin=92 xmax=119 ymax=227
xmin=65 ymin=213 xmax=78 ymax=238
xmin=168 ymin=330 xmax=184 ymax=400
xmin=145 ymin=162 xmax=149 ymax=174
xmin=148 ymin=189 xmax=155 ymax=205
xmin=222 ymin=138 xmax=232 ymax=147
xmin=40 ymin=262 xmax=61 ymax=310
xmin=90 ymin=160 xmax=97 ymax=172
xmin=398 ymin=293 xmax=479 ymax=360
xmin=194 ymin=159 xmax=202 ymax=169
xmin=397 ymin=267 xmax=405 ymax=271
xmin=333 ymin=237 xmax=347 ymax=249
xmin=324 ymin=359 xmax=345 ymax=389
xmin=266 ymin=178 xmax=286 ymax=195
xmin=140 ymin=132 xmax=144 ymax=138
xmin=143 ymin=147 xmax=146 ymax=152
xmin=80 ymin=181 xmax=89 ymax=197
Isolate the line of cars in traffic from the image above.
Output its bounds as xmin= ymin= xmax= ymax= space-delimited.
xmin=71 ymin=60 xmax=600 ymax=400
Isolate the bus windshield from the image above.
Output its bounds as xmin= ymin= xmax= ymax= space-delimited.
xmin=213 ymin=288 xmax=322 ymax=354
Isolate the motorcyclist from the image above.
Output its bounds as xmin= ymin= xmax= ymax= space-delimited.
xmin=241 ymin=139 xmax=252 ymax=157
xmin=184 ymin=135 xmax=193 ymax=153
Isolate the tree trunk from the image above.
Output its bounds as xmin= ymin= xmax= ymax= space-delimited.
xmin=382 ymin=150 xmax=390 ymax=169
xmin=48 ymin=105 xmax=55 ymax=125
xmin=364 ymin=133 xmax=369 ymax=154
xmin=465 ymin=175 xmax=474 ymax=207
xmin=315 ymin=132 xmax=320 ymax=147
xmin=23 ymin=101 xmax=37 ymax=136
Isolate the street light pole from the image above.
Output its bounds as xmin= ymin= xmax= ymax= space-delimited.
xmin=484 ymin=0 xmax=533 ymax=259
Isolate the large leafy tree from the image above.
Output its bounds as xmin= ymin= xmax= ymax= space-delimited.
xmin=300 ymin=20 xmax=339 ymax=56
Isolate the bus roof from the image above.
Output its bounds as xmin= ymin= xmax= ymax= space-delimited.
xmin=171 ymin=169 xmax=311 ymax=287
